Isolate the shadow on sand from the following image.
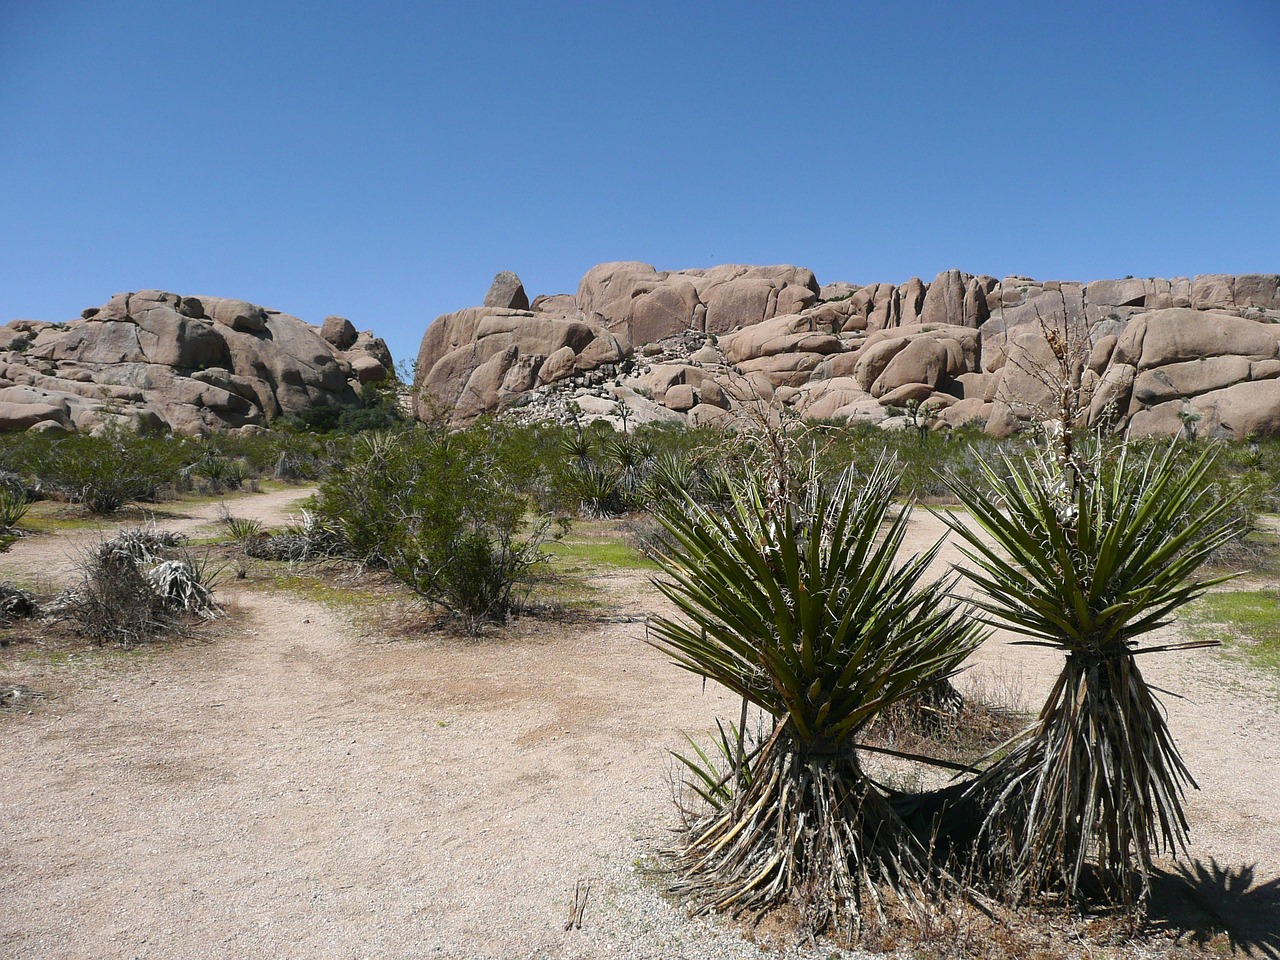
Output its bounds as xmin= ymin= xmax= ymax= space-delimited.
xmin=1148 ymin=860 xmax=1280 ymax=958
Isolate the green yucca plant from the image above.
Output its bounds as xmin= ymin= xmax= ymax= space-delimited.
xmin=944 ymin=441 xmax=1243 ymax=910
xmin=649 ymin=459 xmax=984 ymax=934
xmin=0 ymin=486 xmax=30 ymax=529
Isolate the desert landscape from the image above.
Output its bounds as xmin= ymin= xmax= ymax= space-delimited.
xmin=1 ymin=400 xmax=1279 ymax=958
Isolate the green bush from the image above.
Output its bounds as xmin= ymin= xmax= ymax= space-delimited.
xmin=317 ymin=426 xmax=551 ymax=632
xmin=34 ymin=426 xmax=183 ymax=513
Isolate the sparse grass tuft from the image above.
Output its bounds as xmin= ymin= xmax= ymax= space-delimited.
xmin=1186 ymin=589 xmax=1280 ymax=676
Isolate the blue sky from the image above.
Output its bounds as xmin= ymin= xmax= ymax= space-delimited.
xmin=2 ymin=0 xmax=1278 ymax=368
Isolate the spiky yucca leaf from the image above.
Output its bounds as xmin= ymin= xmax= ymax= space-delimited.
xmin=649 ymin=459 xmax=984 ymax=933
xmin=944 ymin=441 xmax=1243 ymax=909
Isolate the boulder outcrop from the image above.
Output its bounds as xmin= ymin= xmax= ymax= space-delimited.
xmin=1 ymin=291 xmax=393 ymax=435
xmin=414 ymin=266 xmax=1280 ymax=440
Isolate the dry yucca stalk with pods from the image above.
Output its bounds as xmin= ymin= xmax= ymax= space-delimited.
xmin=944 ymin=440 xmax=1243 ymax=911
xmin=649 ymin=458 xmax=984 ymax=935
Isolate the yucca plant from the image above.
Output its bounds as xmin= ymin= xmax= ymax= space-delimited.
xmin=649 ymin=459 xmax=984 ymax=934
xmin=147 ymin=555 xmax=221 ymax=619
xmin=944 ymin=440 xmax=1243 ymax=910
xmin=0 ymin=486 xmax=30 ymax=530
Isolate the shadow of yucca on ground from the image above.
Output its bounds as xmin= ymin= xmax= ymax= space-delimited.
xmin=1148 ymin=860 xmax=1280 ymax=959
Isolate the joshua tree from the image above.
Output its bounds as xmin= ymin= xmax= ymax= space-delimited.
xmin=649 ymin=458 xmax=983 ymax=934
xmin=944 ymin=440 xmax=1243 ymax=910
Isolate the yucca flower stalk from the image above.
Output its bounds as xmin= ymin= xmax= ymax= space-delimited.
xmin=944 ymin=441 xmax=1243 ymax=910
xmin=649 ymin=459 xmax=984 ymax=934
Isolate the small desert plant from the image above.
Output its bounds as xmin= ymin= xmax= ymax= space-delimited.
xmin=0 ymin=583 xmax=37 ymax=621
xmin=147 ymin=555 xmax=220 ymax=618
xmin=244 ymin=511 xmax=346 ymax=563
xmin=218 ymin=504 xmax=264 ymax=544
xmin=64 ymin=549 xmax=169 ymax=647
xmin=98 ymin=528 xmax=186 ymax=566
xmin=649 ymin=459 xmax=984 ymax=935
xmin=0 ymin=486 xmax=30 ymax=529
xmin=945 ymin=440 xmax=1244 ymax=910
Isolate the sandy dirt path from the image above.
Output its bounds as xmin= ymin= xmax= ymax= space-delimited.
xmin=1 ymin=496 xmax=1278 ymax=959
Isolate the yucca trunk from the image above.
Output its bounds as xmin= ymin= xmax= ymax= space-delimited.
xmin=672 ymin=725 xmax=924 ymax=934
xmin=976 ymin=649 xmax=1193 ymax=907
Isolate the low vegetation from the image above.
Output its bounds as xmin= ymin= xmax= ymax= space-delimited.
xmin=1 ymin=402 xmax=1277 ymax=953
xmin=1188 ymin=588 xmax=1280 ymax=676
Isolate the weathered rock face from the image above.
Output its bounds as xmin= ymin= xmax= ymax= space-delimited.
xmin=415 ymin=267 xmax=1280 ymax=439
xmin=1 ymin=290 xmax=394 ymax=436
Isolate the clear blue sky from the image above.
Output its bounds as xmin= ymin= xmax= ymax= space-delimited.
xmin=3 ymin=0 xmax=1278 ymax=368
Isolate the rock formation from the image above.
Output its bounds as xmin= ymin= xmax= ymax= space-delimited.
xmin=414 ymin=266 xmax=1280 ymax=440
xmin=0 ymin=290 xmax=393 ymax=435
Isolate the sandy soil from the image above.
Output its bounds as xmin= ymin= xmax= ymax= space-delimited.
xmin=1 ymin=493 xmax=1278 ymax=959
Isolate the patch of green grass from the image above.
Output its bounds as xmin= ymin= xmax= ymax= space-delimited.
xmin=15 ymin=501 xmax=107 ymax=533
xmin=546 ymin=527 xmax=657 ymax=572
xmin=524 ymin=569 xmax=605 ymax=615
xmin=267 ymin=571 xmax=388 ymax=611
xmin=1186 ymin=589 xmax=1280 ymax=676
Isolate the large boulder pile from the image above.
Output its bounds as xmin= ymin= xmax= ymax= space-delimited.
xmin=414 ymin=265 xmax=1280 ymax=440
xmin=0 ymin=290 xmax=393 ymax=435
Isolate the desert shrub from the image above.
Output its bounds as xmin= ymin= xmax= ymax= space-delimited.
xmin=0 ymin=583 xmax=37 ymax=621
xmin=61 ymin=532 xmax=217 ymax=646
xmin=97 ymin=528 xmax=186 ymax=565
xmin=33 ymin=427 xmax=183 ymax=513
xmin=63 ymin=549 xmax=169 ymax=647
xmin=317 ymin=427 xmax=550 ymax=632
xmin=147 ymin=556 xmax=220 ymax=617
xmin=245 ymin=510 xmax=346 ymax=562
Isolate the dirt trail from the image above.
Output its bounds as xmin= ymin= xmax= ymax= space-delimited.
xmin=1 ymin=496 xmax=1278 ymax=959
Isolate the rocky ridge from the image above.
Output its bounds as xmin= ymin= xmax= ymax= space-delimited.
xmin=414 ymin=265 xmax=1280 ymax=439
xmin=0 ymin=290 xmax=393 ymax=436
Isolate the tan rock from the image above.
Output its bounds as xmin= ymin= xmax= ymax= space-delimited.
xmin=539 ymin=346 xmax=577 ymax=384
xmin=878 ymin=382 xmax=935 ymax=407
xmin=937 ymin=397 xmax=990 ymax=429
xmin=1132 ymin=355 xmax=1251 ymax=406
xmin=203 ymin=297 xmax=268 ymax=333
xmin=793 ymin=377 xmax=875 ymax=420
xmin=920 ymin=270 xmax=968 ymax=327
xmin=956 ymin=371 xmax=999 ymax=402
xmin=1088 ymin=334 xmax=1117 ymax=372
xmin=455 ymin=345 xmax=518 ymax=421
xmin=321 ymin=316 xmax=357 ymax=349
xmin=575 ymin=332 xmax=625 ymax=370
xmin=1190 ymin=379 xmax=1280 ymax=439
xmin=1191 ymin=274 xmax=1235 ymax=310
xmin=1126 ymin=400 xmax=1192 ymax=439
xmin=1233 ymin=274 xmax=1280 ymax=310
xmin=898 ymin=278 xmax=926 ymax=325
xmin=872 ymin=338 xmax=950 ymax=397
xmin=1089 ymin=363 xmax=1136 ymax=423
xmin=530 ymin=293 xmax=577 ymax=317
xmin=852 ymin=338 xmax=911 ymax=389
xmin=1252 ymin=359 xmax=1280 ymax=381
xmin=686 ymin=403 xmax=734 ymax=428
xmin=663 ymin=383 xmax=698 ymax=411
xmin=736 ymin=352 xmax=823 ymax=388
xmin=483 ymin=271 xmax=530 ymax=310
xmin=0 ymin=400 xmax=69 ymax=430
xmin=1135 ymin=309 xmax=1277 ymax=368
